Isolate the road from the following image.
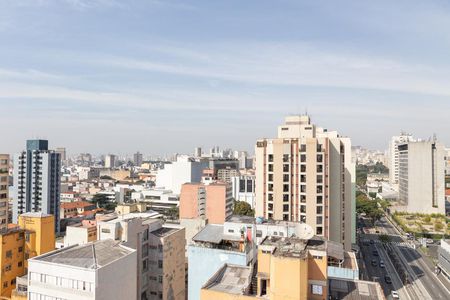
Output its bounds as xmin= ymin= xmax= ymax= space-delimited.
xmin=361 ymin=214 xmax=450 ymax=299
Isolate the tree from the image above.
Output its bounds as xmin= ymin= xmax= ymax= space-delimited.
xmin=379 ymin=234 xmax=391 ymax=243
xmin=165 ymin=207 xmax=179 ymax=220
xmin=233 ymin=201 xmax=254 ymax=217
xmin=91 ymin=193 xmax=116 ymax=210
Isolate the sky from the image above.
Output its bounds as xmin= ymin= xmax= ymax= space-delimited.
xmin=1 ymin=0 xmax=450 ymax=156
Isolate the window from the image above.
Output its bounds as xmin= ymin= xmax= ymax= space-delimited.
xmin=5 ymin=264 xmax=11 ymax=272
xmin=228 ymin=229 xmax=235 ymax=233
xmin=268 ymin=154 xmax=273 ymax=162
xmin=300 ymin=164 xmax=306 ymax=172
xmin=311 ymin=284 xmax=323 ymax=295
xmin=317 ymin=165 xmax=323 ymax=173
xmin=101 ymin=228 xmax=110 ymax=233
xmin=268 ymin=184 xmax=273 ymax=192
xmin=300 ymin=205 xmax=306 ymax=213
xmin=268 ymin=203 xmax=273 ymax=211
xmin=316 ymin=216 xmax=323 ymax=225
xmin=300 ymin=185 xmax=306 ymax=193
xmin=158 ymin=260 xmax=163 ymax=269
xmin=300 ymin=175 xmax=306 ymax=183
xmin=316 ymin=227 xmax=323 ymax=235
xmin=316 ymin=206 xmax=323 ymax=214
xmin=283 ymin=204 xmax=289 ymax=212
xmin=300 ymin=144 xmax=306 ymax=152
xmin=283 ymin=164 xmax=289 ymax=172
xmin=6 ymin=250 xmax=12 ymax=258
xmin=283 ymin=184 xmax=289 ymax=192
xmin=10 ymin=279 xmax=16 ymax=286
xmin=158 ymin=276 xmax=163 ymax=283
xmin=283 ymin=174 xmax=289 ymax=182
xmin=317 ymin=196 xmax=323 ymax=204
xmin=268 ymin=164 xmax=273 ymax=172
xmin=3 ymin=282 xmax=7 ymax=288
xmin=300 ymin=195 xmax=306 ymax=203
xmin=283 ymin=154 xmax=289 ymax=162
xmin=317 ymin=154 xmax=323 ymax=163
xmin=300 ymin=154 xmax=306 ymax=162
xmin=268 ymin=193 xmax=273 ymax=201
xmin=256 ymin=230 xmax=262 ymax=238
xmin=268 ymin=174 xmax=273 ymax=182
xmin=239 ymin=179 xmax=246 ymax=192
xmin=283 ymin=194 xmax=289 ymax=202
xmin=18 ymin=261 xmax=22 ymax=268
xmin=18 ymin=247 xmax=23 ymax=253
xmin=158 ymin=245 xmax=163 ymax=253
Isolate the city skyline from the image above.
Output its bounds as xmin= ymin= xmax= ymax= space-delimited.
xmin=1 ymin=0 xmax=450 ymax=153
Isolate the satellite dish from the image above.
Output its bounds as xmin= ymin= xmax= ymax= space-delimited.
xmin=295 ymin=223 xmax=314 ymax=240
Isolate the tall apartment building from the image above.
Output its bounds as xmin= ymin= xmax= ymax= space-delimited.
xmin=388 ymin=133 xmax=414 ymax=185
xmin=104 ymin=154 xmax=116 ymax=168
xmin=255 ymin=116 xmax=355 ymax=250
xmin=0 ymin=154 xmax=9 ymax=231
xmin=231 ymin=175 xmax=256 ymax=208
xmin=13 ymin=140 xmax=61 ymax=232
xmin=55 ymin=147 xmax=67 ymax=165
xmin=134 ymin=151 xmax=143 ymax=166
xmin=180 ymin=182 xmax=233 ymax=224
xmin=0 ymin=213 xmax=55 ymax=298
xmin=194 ymin=147 xmax=202 ymax=158
xmin=27 ymin=239 xmax=137 ymax=300
xmin=398 ymin=140 xmax=446 ymax=214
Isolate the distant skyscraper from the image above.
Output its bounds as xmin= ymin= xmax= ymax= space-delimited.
xmin=13 ymin=140 xmax=61 ymax=232
xmin=389 ymin=133 xmax=415 ymax=185
xmin=104 ymin=154 xmax=116 ymax=168
xmin=133 ymin=151 xmax=143 ymax=166
xmin=255 ymin=115 xmax=355 ymax=250
xmin=55 ymin=147 xmax=66 ymax=163
xmin=398 ymin=139 xmax=446 ymax=214
xmin=194 ymin=147 xmax=202 ymax=158
xmin=0 ymin=154 xmax=9 ymax=231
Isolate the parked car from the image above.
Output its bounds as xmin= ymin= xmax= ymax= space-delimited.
xmin=371 ymin=259 xmax=377 ymax=267
xmin=391 ymin=291 xmax=400 ymax=299
xmin=373 ymin=250 xmax=379 ymax=257
xmin=370 ymin=239 xmax=374 ymax=244
xmin=380 ymin=261 xmax=385 ymax=268
xmin=385 ymin=276 xmax=392 ymax=284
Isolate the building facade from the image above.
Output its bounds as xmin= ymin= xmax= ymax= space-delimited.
xmin=398 ymin=140 xmax=446 ymax=214
xmin=388 ymin=133 xmax=414 ymax=185
xmin=27 ymin=239 xmax=137 ymax=300
xmin=134 ymin=152 xmax=143 ymax=166
xmin=0 ymin=213 xmax=55 ymax=298
xmin=0 ymin=154 xmax=9 ymax=231
xmin=13 ymin=140 xmax=61 ymax=232
xmin=104 ymin=154 xmax=116 ymax=168
xmin=255 ymin=116 xmax=355 ymax=250
xmin=180 ymin=182 xmax=233 ymax=224
xmin=231 ymin=175 xmax=256 ymax=208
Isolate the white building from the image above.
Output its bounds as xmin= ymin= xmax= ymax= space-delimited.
xmin=155 ymin=156 xmax=208 ymax=194
xmin=27 ymin=239 xmax=137 ymax=300
xmin=131 ymin=188 xmax=179 ymax=213
xmin=388 ymin=133 xmax=414 ymax=185
xmin=398 ymin=140 xmax=446 ymax=214
xmin=104 ymin=154 xmax=116 ymax=168
xmin=231 ymin=175 xmax=256 ymax=208
xmin=13 ymin=139 xmax=61 ymax=232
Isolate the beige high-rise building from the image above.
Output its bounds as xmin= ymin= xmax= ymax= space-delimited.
xmin=255 ymin=116 xmax=355 ymax=250
xmin=0 ymin=154 xmax=9 ymax=231
xmin=398 ymin=140 xmax=446 ymax=214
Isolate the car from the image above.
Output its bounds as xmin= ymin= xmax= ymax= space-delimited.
xmin=370 ymin=239 xmax=374 ymax=244
xmin=380 ymin=261 xmax=385 ymax=268
xmin=427 ymin=239 xmax=434 ymax=244
xmin=371 ymin=259 xmax=377 ymax=267
xmin=373 ymin=250 xmax=379 ymax=257
xmin=391 ymin=291 xmax=400 ymax=299
xmin=385 ymin=276 xmax=392 ymax=284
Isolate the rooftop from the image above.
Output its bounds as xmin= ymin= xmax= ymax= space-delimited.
xmin=151 ymin=226 xmax=179 ymax=237
xmin=32 ymin=239 xmax=134 ymax=269
xmin=61 ymin=201 xmax=95 ymax=210
xmin=202 ymin=264 xmax=252 ymax=295
xmin=19 ymin=212 xmax=52 ymax=218
xmin=193 ymin=224 xmax=243 ymax=245
xmin=260 ymin=236 xmax=335 ymax=259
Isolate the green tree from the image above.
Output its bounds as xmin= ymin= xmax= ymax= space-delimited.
xmin=165 ymin=207 xmax=179 ymax=220
xmin=91 ymin=193 xmax=116 ymax=210
xmin=233 ymin=201 xmax=254 ymax=217
xmin=379 ymin=234 xmax=391 ymax=243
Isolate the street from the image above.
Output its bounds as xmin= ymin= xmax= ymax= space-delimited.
xmin=357 ymin=214 xmax=450 ymax=299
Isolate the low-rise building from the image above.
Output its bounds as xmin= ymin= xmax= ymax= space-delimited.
xmin=64 ymin=220 xmax=97 ymax=247
xmin=438 ymin=239 xmax=450 ymax=280
xmin=0 ymin=213 xmax=55 ymax=298
xmin=231 ymin=175 xmax=256 ymax=209
xmin=27 ymin=239 xmax=137 ymax=300
xmin=60 ymin=201 xmax=96 ymax=219
xmin=200 ymin=236 xmax=382 ymax=300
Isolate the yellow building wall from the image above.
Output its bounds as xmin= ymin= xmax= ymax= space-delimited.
xmin=269 ymin=256 xmax=308 ymax=300
xmin=11 ymin=289 xmax=27 ymax=300
xmin=0 ymin=231 xmax=25 ymax=298
xmin=18 ymin=214 xmax=55 ymax=256
xmin=307 ymin=253 xmax=328 ymax=300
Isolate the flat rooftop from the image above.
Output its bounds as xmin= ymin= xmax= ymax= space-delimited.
xmin=260 ymin=236 xmax=328 ymax=258
xmin=329 ymin=279 xmax=385 ymax=300
xmin=33 ymin=239 xmax=134 ymax=269
xmin=193 ymin=224 xmax=242 ymax=245
xmin=151 ymin=226 xmax=179 ymax=237
xmin=202 ymin=264 xmax=251 ymax=295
